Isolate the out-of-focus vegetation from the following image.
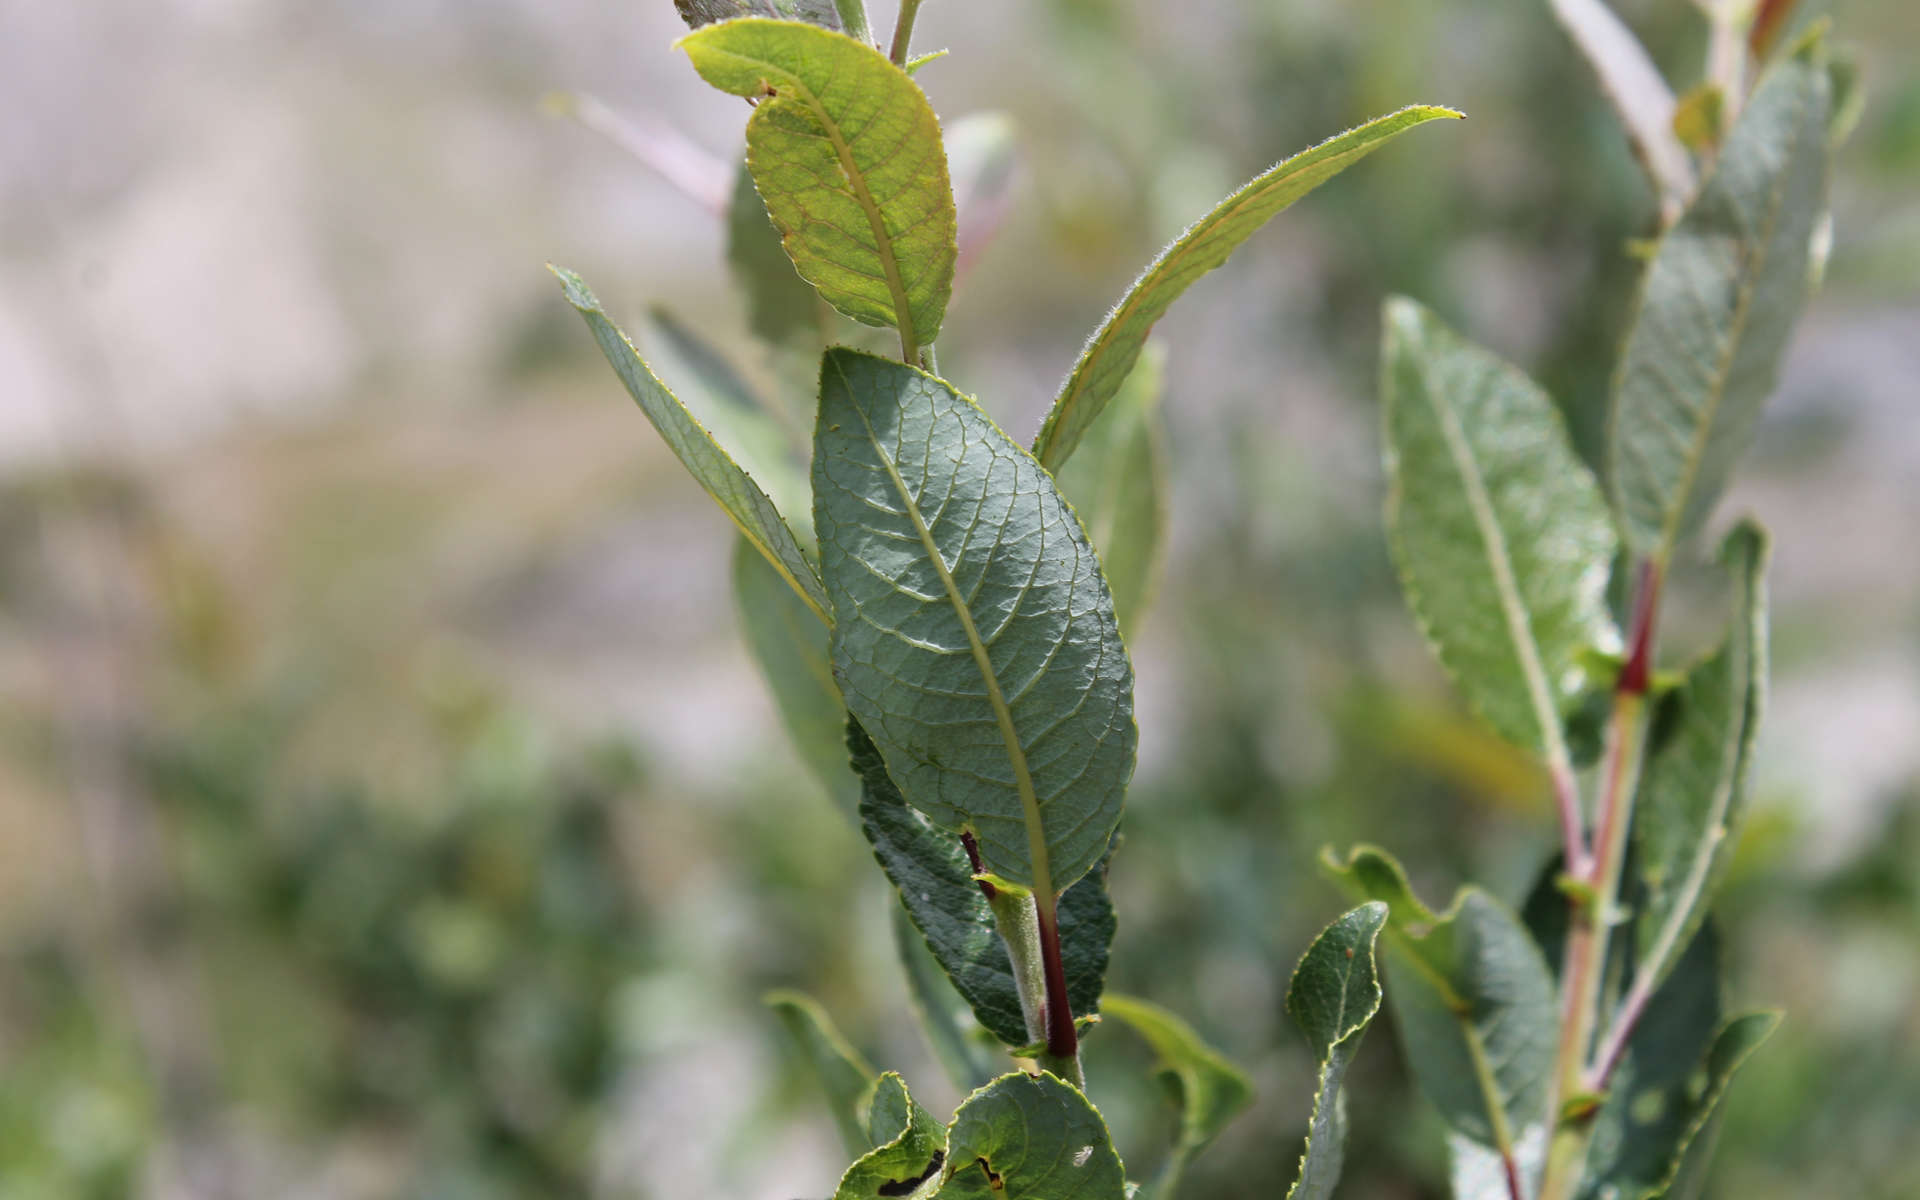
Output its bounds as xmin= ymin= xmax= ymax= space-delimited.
xmin=0 ymin=1 xmax=1914 ymax=1197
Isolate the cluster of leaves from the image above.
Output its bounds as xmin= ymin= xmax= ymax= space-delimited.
xmin=555 ymin=4 xmax=1458 ymax=1195
xmin=1330 ymin=6 xmax=1855 ymax=1199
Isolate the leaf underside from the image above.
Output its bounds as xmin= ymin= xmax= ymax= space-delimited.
xmin=1382 ymin=297 xmax=1619 ymax=756
xmin=681 ymin=19 xmax=957 ymax=354
xmin=1283 ymin=901 xmax=1389 ymax=1200
xmin=814 ymin=348 xmax=1136 ymax=898
xmin=1032 ymin=105 xmax=1462 ymax=472
xmin=855 ymin=719 xmax=1115 ymax=1049
xmin=552 ymin=266 xmax=828 ymax=622
xmin=1607 ymin=41 xmax=1833 ymax=561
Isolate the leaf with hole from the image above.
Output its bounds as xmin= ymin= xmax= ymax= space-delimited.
xmin=936 ymin=1072 xmax=1126 ymax=1199
xmin=681 ymin=19 xmax=957 ymax=360
xmin=836 ymin=1073 xmax=949 ymax=1200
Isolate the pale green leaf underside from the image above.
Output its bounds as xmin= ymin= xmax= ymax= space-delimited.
xmin=854 ymin=718 xmax=1115 ymax=1049
xmin=681 ymin=19 xmax=957 ymax=355
xmin=937 ymin=1073 xmax=1126 ymax=1199
xmin=836 ymin=1073 xmax=948 ymax=1200
xmin=1283 ymin=902 xmax=1388 ymax=1200
xmin=815 ymin=349 xmax=1136 ymax=897
xmin=1322 ymin=846 xmax=1556 ymax=1162
xmin=552 ymin=266 xmax=829 ymax=623
xmin=674 ymin=0 xmax=843 ymax=31
xmin=1101 ymin=993 xmax=1253 ymax=1157
xmin=765 ymin=989 xmax=879 ymax=1160
xmin=1631 ymin=522 xmax=1768 ymax=998
xmin=1055 ymin=344 xmax=1168 ymax=641
xmin=1032 ymin=105 xmax=1462 ymax=472
xmin=733 ymin=538 xmax=854 ymax=811
xmin=1383 ymin=297 xmax=1619 ymax=758
xmin=1608 ymin=42 xmax=1832 ymax=560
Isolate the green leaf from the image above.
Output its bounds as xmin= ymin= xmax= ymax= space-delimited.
xmin=1650 ymin=1013 xmax=1779 ymax=1200
xmin=1631 ymin=522 xmax=1768 ymax=997
xmin=673 ymin=0 xmax=843 ymax=31
xmin=727 ymin=160 xmax=828 ymax=353
xmin=1055 ymin=343 xmax=1169 ymax=641
xmin=552 ymin=266 xmax=829 ymax=623
xmin=1607 ymin=41 xmax=1833 ymax=562
xmin=891 ymin=904 xmax=1000 ymax=1092
xmin=836 ymin=1073 xmax=949 ymax=1200
xmin=1381 ymin=297 xmax=1620 ymax=759
xmin=733 ymin=538 xmax=854 ymax=811
xmin=936 ymin=1072 xmax=1127 ymax=1199
xmin=680 ymin=19 xmax=957 ymax=360
xmin=854 ymin=719 xmax=1116 ymax=1049
xmin=1101 ymin=993 xmax=1253 ymax=1176
xmin=1322 ymin=845 xmax=1557 ymax=1174
xmin=1282 ymin=902 xmax=1388 ymax=1200
xmin=1031 ymin=105 xmax=1461 ymax=472
xmin=815 ymin=349 xmax=1136 ymax=900
xmin=1547 ymin=0 xmax=1695 ymax=217
xmin=765 ymin=989 xmax=879 ymax=1159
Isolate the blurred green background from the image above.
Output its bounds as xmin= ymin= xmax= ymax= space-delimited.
xmin=2 ymin=1 xmax=1916 ymax=1197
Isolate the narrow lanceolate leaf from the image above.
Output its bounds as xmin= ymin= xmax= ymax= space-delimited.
xmin=855 ymin=719 xmax=1115 ymax=1048
xmin=1101 ymin=994 xmax=1253 ymax=1167
xmin=1281 ymin=902 xmax=1389 ymax=1200
xmin=673 ymin=0 xmax=843 ymax=31
xmin=1031 ymin=105 xmax=1461 ymax=472
xmin=553 ymin=267 xmax=829 ymax=623
xmin=765 ymin=989 xmax=879 ymax=1159
xmin=1382 ymin=298 xmax=1619 ymax=758
xmin=1631 ymin=522 xmax=1768 ymax=996
xmin=1055 ymin=344 xmax=1169 ymax=641
xmin=728 ymin=160 xmax=827 ymax=353
xmin=816 ymin=349 xmax=1136 ymax=899
xmin=1322 ymin=846 xmax=1557 ymax=1180
xmin=681 ymin=19 xmax=957 ymax=359
xmin=733 ymin=539 xmax=854 ymax=812
xmin=937 ymin=1073 xmax=1127 ymax=1200
xmin=891 ymin=905 xmax=1000 ymax=1092
xmin=1548 ymin=0 xmax=1695 ymax=219
xmin=836 ymin=1073 xmax=948 ymax=1200
xmin=1608 ymin=41 xmax=1833 ymax=562
xmin=1651 ymin=1013 xmax=1780 ymax=1200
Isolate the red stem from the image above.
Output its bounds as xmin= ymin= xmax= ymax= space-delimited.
xmin=1034 ymin=898 xmax=1078 ymax=1061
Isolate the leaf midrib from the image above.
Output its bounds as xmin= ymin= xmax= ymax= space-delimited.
xmin=1039 ymin=142 xmax=1375 ymax=470
xmin=738 ymin=49 xmax=923 ymax=361
xmin=839 ymin=365 xmax=1055 ymax=903
xmin=1415 ymin=343 xmax=1579 ymax=772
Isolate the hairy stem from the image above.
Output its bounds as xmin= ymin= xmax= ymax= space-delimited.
xmin=833 ymin=0 xmax=873 ymax=47
xmin=889 ymin=0 xmax=925 ymax=67
xmin=1539 ymin=563 xmax=1662 ymax=1200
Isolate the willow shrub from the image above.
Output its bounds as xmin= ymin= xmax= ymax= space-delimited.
xmin=552 ymin=2 xmax=1851 ymax=1196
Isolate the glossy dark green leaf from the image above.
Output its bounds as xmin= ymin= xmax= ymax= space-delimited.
xmin=1322 ymin=845 xmax=1557 ymax=1179
xmin=1608 ymin=40 xmax=1833 ymax=561
xmin=766 ymin=988 xmax=879 ymax=1159
xmin=936 ymin=1072 xmax=1126 ymax=1199
xmin=681 ymin=20 xmax=957 ymax=359
xmin=552 ymin=266 xmax=829 ymax=623
xmin=1055 ymin=344 xmax=1168 ymax=641
xmin=673 ymin=0 xmax=843 ymax=31
xmin=1631 ymin=523 xmax=1768 ymax=996
xmin=1101 ymin=993 xmax=1253 ymax=1179
xmin=1031 ymin=105 xmax=1461 ymax=472
xmin=1382 ymin=297 xmax=1620 ymax=758
xmin=836 ymin=1073 xmax=948 ymax=1200
xmin=1281 ymin=902 xmax=1388 ymax=1200
xmin=816 ymin=349 xmax=1136 ymax=900
xmin=733 ymin=538 xmax=853 ymax=811
xmin=854 ymin=719 xmax=1115 ymax=1049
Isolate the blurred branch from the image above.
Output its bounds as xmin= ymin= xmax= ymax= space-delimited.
xmin=1548 ymin=0 xmax=1695 ymax=223
xmin=545 ymin=91 xmax=732 ymax=215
